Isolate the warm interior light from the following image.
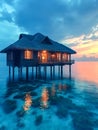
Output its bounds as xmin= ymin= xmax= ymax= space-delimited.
xmin=51 ymin=54 xmax=56 ymax=62
xmin=57 ymin=53 xmax=61 ymax=61
xmin=51 ymin=54 xmax=55 ymax=57
xmin=42 ymin=50 xmax=47 ymax=53
xmin=62 ymin=53 xmax=68 ymax=61
xmin=41 ymin=50 xmax=48 ymax=63
xmin=24 ymin=50 xmax=33 ymax=59
xmin=42 ymin=56 xmax=45 ymax=60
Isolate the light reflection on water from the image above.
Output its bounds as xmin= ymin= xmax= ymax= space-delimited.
xmin=72 ymin=62 xmax=98 ymax=84
xmin=40 ymin=88 xmax=49 ymax=109
xmin=23 ymin=83 xmax=68 ymax=111
xmin=0 ymin=60 xmax=98 ymax=129
xmin=1 ymin=82 xmax=98 ymax=130
xmin=23 ymin=93 xmax=32 ymax=111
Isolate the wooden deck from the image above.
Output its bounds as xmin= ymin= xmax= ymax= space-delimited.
xmin=38 ymin=60 xmax=75 ymax=66
xmin=14 ymin=59 xmax=75 ymax=67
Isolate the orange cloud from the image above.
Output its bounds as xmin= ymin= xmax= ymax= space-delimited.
xmin=73 ymin=40 xmax=98 ymax=57
xmin=61 ymin=28 xmax=98 ymax=59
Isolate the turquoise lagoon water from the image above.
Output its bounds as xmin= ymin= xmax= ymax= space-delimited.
xmin=0 ymin=57 xmax=98 ymax=130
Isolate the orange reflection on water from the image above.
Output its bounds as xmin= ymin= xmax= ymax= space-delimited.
xmin=72 ymin=62 xmax=98 ymax=84
xmin=23 ymin=93 xmax=32 ymax=111
xmin=40 ymin=88 xmax=49 ymax=109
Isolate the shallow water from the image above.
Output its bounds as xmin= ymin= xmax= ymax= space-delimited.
xmin=0 ymin=58 xmax=98 ymax=130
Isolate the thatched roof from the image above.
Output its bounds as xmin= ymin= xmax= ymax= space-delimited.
xmin=0 ymin=33 xmax=76 ymax=54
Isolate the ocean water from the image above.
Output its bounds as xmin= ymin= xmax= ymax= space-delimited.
xmin=0 ymin=57 xmax=98 ymax=130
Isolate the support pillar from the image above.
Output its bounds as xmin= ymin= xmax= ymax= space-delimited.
xmin=9 ymin=66 xmax=11 ymax=77
xmin=26 ymin=67 xmax=29 ymax=80
xmin=32 ymin=67 xmax=34 ymax=79
xmin=38 ymin=66 xmax=41 ymax=79
xmin=20 ymin=67 xmax=22 ymax=78
xmin=58 ymin=65 xmax=60 ymax=78
xmin=18 ymin=67 xmax=22 ymax=79
xmin=69 ymin=65 xmax=71 ymax=78
xmin=18 ymin=67 xmax=20 ymax=79
xmin=61 ymin=65 xmax=63 ymax=79
xmin=9 ymin=66 xmax=11 ymax=80
xmin=50 ymin=66 xmax=52 ymax=79
xmin=53 ymin=65 xmax=55 ymax=79
xmin=12 ymin=67 xmax=15 ymax=80
xmin=44 ymin=66 xmax=46 ymax=79
xmin=36 ymin=66 xmax=38 ymax=79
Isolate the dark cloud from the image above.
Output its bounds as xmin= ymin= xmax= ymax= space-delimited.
xmin=13 ymin=0 xmax=68 ymax=40
xmin=1 ymin=0 xmax=98 ymax=40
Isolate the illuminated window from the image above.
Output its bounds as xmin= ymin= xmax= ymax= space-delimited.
xmin=41 ymin=50 xmax=48 ymax=63
xmin=51 ymin=54 xmax=56 ymax=61
xmin=57 ymin=53 xmax=61 ymax=61
xmin=24 ymin=50 xmax=33 ymax=59
xmin=62 ymin=53 xmax=68 ymax=61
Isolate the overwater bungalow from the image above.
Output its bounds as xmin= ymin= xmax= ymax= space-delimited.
xmin=0 ymin=33 xmax=76 ymax=80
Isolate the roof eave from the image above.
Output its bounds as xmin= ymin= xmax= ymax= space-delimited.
xmin=0 ymin=49 xmax=8 ymax=53
xmin=72 ymin=51 xmax=77 ymax=54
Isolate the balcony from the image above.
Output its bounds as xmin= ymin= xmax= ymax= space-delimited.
xmin=38 ymin=59 xmax=75 ymax=65
xmin=19 ymin=59 xmax=75 ymax=67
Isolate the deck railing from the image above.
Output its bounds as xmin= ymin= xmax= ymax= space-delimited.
xmin=38 ymin=60 xmax=75 ymax=64
xmin=20 ymin=59 xmax=75 ymax=67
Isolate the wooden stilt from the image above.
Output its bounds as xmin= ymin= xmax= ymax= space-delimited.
xmin=58 ymin=65 xmax=60 ymax=78
xmin=18 ymin=67 xmax=20 ymax=79
xmin=36 ymin=66 xmax=38 ymax=79
xmin=20 ymin=67 xmax=22 ymax=78
xmin=18 ymin=67 xmax=22 ymax=79
xmin=9 ymin=66 xmax=11 ymax=77
xmin=9 ymin=66 xmax=11 ymax=80
xmin=61 ymin=65 xmax=63 ymax=79
xmin=7 ymin=63 xmax=72 ymax=80
xmin=12 ymin=67 xmax=15 ymax=80
xmin=41 ymin=66 xmax=44 ymax=79
xmin=50 ymin=66 xmax=52 ymax=79
xmin=38 ymin=66 xmax=41 ymax=79
xmin=32 ymin=67 xmax=34 ymax=79
xmin=44 ymin=66 xmax=46 ymax=79
xmin=40 ymin=66 xmax=42 ymax=79
xmin=26 ymin=67 xmax=29 ymax=80
xmin=69 ymin=65 xmax=71 ymax=78
xmin=53 ymin=65 xmax=55 ymax=79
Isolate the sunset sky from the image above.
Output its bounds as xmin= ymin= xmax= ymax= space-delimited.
xmin=0 ymin=0 xmax=98 ymax=60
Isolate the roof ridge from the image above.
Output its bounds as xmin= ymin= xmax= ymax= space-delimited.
xmin=41 ymin=36 xmax=52 ymax=44
xmin=0 ymin=33 xmax=76 ymax=54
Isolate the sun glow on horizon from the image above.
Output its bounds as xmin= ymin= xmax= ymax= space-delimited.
xmin=61 ymin=26 xmax=98 ymax=59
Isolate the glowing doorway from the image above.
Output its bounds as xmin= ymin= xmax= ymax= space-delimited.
xmin=38 ymin=50 xmax=48 ymax=63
